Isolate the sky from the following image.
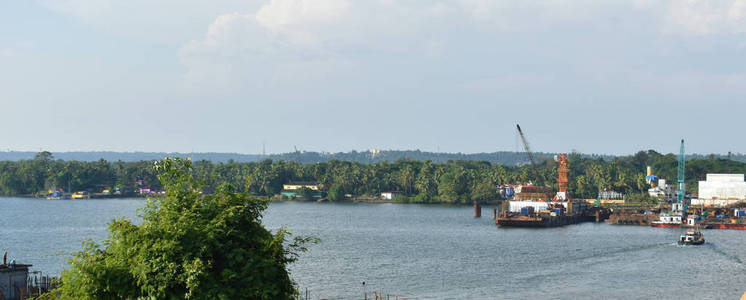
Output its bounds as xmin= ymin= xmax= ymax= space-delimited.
xmin=1 ymin=0 xmax=745 ymax=155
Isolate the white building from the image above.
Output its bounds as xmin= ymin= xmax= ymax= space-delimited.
xmin=649 ymin=178 xmax=675 ymax=202
xmin=693 ymin=174 xmax=746 ymax=207
xmin=381 ymin=191 xmax=403 ymax=200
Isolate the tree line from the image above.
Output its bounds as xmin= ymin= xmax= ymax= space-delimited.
xmin=1 ymin=150 xmax=745 ymax=203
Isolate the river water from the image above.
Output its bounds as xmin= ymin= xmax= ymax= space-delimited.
xmin=1 ymin=197 xmax=745 ymax=299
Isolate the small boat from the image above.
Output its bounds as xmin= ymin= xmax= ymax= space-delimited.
xmin=71 ymin=191 xmax=91 ymax=199
xmin=46 ymin=189 xmax=65 ymax=200
xmin=678 ymin=226 xmax=705 ymax=245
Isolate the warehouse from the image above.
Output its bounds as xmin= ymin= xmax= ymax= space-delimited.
xmin=694 ymin=174 xmax=746 ymax=207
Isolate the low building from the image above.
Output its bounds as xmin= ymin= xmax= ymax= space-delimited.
xmin=598 ymin=190 xmax=624 ymax=201
xmin=280 ymin=190 xmax=323 ymax=198
xmin=693 ymin=174 xmax=746 ymax=207
xmin=649 ymin=178 xmax=675 ymax=202
xmin=583 ymin=198 xmax=624 ymax=205
xmin=381 ymin=191 xmax=404 ymax=200
xmin=282 ymin=182 xmax=320 ymax=191
xmin=1 ymin=261 xmax=31 ymax=300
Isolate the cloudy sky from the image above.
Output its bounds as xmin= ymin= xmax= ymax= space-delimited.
xmin=1 ymin=0 xmax=745 ymax=155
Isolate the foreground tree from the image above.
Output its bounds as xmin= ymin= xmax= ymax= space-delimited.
xmin=49 ymin=158 xmax=313 ymax=299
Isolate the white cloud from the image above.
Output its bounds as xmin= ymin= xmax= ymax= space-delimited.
xmin=172 ymin=0 xmax=746 ymax=97
xmin=178 ymin=0 xmax=468 ymax=91
xmin=660 ymin=0 xmax=746 ymax=35
xmin=7 ymin=0 xmax=746 ymax=153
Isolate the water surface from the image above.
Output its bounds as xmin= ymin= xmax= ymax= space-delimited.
xmin=264 ymin=201 xmax=746 ymax=299
xmin=2 ymin=198 xmax=744 ymax=299
xmin=0 ymin=197 xmax=143 ymax=277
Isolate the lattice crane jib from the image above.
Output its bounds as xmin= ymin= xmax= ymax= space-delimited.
xmin=677 ymin=139 xmax=685 ymax=206
xmin=516 ymin=124 xmax=541 ymax=186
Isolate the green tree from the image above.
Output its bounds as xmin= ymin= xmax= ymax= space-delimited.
xmin=297 ymin=187 xmax=315 ymax=200
xmin=415 ymin=161 xmax=437 ymax=200
xmin=51 ymin=158 xmax=314 ymax=299
xmin=438 ymin=167 xmax=469 ymax=203
xmin=327 ymin=183 xmax=345 ymax=201
xmin=471 ymin=178 xmax=497 ymax=203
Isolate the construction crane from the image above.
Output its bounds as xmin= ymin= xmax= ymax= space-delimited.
xmin=677 ymin=139 xmax=686 ymax=207
xmin=516 ymin=124 xmax=542 ymax=186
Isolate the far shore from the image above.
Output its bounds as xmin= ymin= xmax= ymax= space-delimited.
xmin=2 ymin=194 xmax=504 ymax=206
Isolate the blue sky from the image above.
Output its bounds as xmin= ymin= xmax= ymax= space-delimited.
xmin=1 ymin=0 xmax=745 ymax=155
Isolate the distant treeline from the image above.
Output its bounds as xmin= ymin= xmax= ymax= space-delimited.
xmin=1 ymin=150 xmax=744 ymax=203
xmin=0 ymin=150 xmax=612 ymax=165
xmin=0 ymin=150 xmax=743 ymax=165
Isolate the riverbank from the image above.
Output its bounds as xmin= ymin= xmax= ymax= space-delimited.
xmin=8 ymin=194 xmax=148 ymax=200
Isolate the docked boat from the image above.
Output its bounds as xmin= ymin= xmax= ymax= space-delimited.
xmin=678 ymin=227 xmax=705 ymax=245
xmin=71 ymin=191 xmax=91 ymax=199
xmin=46 ymin=189 xmax=65 ymax=200
xmin=651 ymin=213 xmax=682 ymax=228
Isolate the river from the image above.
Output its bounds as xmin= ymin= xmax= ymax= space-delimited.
xmin=1 ymin=197 xmax=744 ymax=299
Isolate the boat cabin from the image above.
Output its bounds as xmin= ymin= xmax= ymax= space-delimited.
xmin=686 ymin=215 xmax=699 ymax=226
xmin=679 ymin=229 xmax=704 ymax=245
xmin=659 ymin=214 xmax=682 ymax=223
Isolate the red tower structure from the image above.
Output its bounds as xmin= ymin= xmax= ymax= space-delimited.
xmin=553 ymin=153 xmax=571 ymax=202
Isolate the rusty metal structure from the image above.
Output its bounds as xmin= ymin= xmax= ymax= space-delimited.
xmin=553 ymin=153 xmax=571 ymax=202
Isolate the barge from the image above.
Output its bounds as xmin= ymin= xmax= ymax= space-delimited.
xmin=701 ymin=223 xmax=746 ymax=230
xmin=496 ymin=153 xmax=610 ymax=228
xmin=496 ymin=214 xmax=585 ymax=228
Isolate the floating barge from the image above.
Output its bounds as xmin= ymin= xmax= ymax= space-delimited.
xmin=607 ymin=213 xmax=657 ymax=226
xmin=495 ymin=152 xmax=610 ymax=228
xmin=496 ymin=214 xmax=586 ymax=228
xmin=701 ymin=222 xmax=746 ymax=230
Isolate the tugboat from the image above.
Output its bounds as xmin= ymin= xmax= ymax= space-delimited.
xmin=678 ymin=226 xmax=705 ymax=245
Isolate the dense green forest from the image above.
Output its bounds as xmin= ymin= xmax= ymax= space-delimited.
xmin=1 ymin=151 xmax=745 ymax=203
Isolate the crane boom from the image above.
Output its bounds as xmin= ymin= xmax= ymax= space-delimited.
xmin=677 ymin=139 xmax=685 ymax=204
xmin=516 ymin=124 xmax=541 ymax=185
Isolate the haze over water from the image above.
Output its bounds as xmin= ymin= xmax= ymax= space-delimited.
xmin=2 ymin=198 xmax=744 ymax=299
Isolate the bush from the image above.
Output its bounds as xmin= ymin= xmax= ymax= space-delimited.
xmin=412 ymin=193 xmax=430 ymax=203
xmin=327 ymin=184 xmax=344 ymax=201
xmin=49 ymin=158 xmax=315 ymax=299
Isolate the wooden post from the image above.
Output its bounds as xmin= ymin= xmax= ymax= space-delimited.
xmin=474 ymin=201 xmax=481 ymax=217
xmin=493 ymin=208 xmax=497 ymax=220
